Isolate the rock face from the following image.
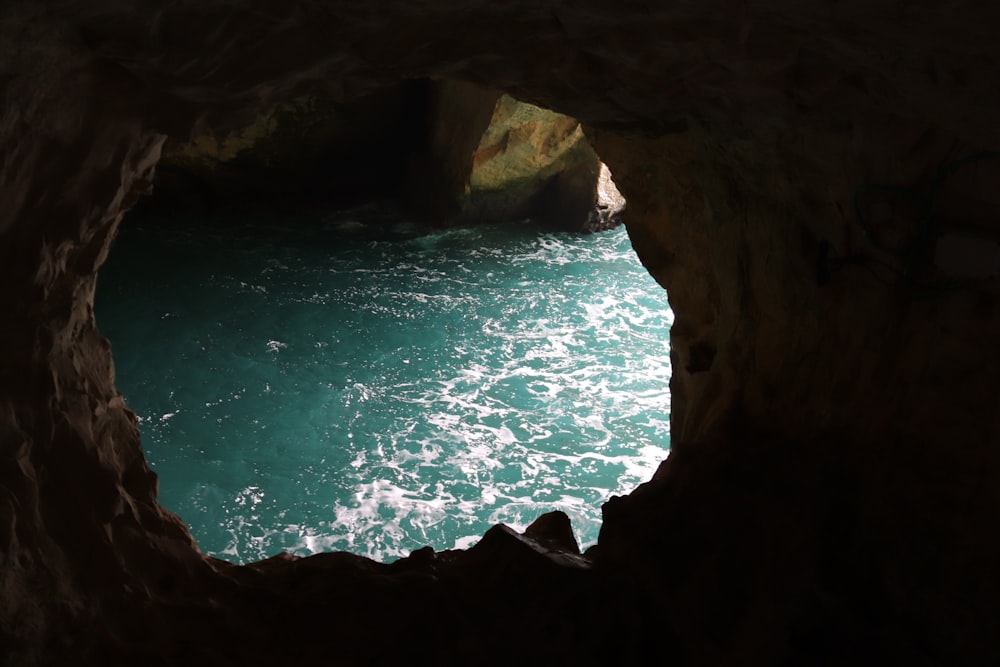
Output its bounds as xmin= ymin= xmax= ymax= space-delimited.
xmin=414 ymin=83 xmax=625 ymax=231
xmin=145 ymin=77 xmax=623 ymax=231
xmin=141 ymin=82 xmax=432 ymax=212
xmin=1 ymin=1 xmax=999 ymax=665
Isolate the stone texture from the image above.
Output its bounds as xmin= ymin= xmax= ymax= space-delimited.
xmin=401 ymin=79 xmax=503 ymax=224
xmin=406 ymin=80 xmax=624 ymax=231
xmin=145 ymin=76 xmax=623 ymax=231
xmin=142 ymin=82 xmax=431 ymax=213
xmin=0 ymin=1 xmax=999 ymax=665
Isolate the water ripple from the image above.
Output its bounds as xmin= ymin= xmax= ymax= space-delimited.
xmin=98 ymin=217 xmax=673 ymax=563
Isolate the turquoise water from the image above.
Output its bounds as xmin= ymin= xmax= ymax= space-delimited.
xmin=97 ymin=212 xmax=672 ymax=563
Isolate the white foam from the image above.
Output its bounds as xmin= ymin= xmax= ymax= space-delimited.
xmin=453 ymin=535 xmax=480 ymax=550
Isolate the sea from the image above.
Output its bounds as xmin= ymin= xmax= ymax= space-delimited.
xmin=96 ymin=210 xmax=672 ymax=563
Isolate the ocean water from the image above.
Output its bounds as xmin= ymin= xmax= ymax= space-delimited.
xmin=96 ymin=212 xmax=672 ymax=563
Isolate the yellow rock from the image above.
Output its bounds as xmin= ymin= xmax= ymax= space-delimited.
xmin=411 ymin=82 xmax=624 ymax=230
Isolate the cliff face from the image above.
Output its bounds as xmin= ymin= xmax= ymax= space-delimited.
xmin=1 ymin=1 xmax=998 ymax=665
xmin=409 ymin=81 xmax=624 ymax=231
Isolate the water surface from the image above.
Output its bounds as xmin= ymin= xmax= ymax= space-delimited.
xmin=97 ymin=213 xmax=672 ymax=563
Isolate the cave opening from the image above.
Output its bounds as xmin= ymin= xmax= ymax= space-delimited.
xmin=95 ymin=83 xmax=674 ymax=564
xmin=6 ymin=5 xmax=1000 ymax=663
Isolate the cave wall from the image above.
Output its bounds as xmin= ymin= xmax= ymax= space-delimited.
xmin=1 ymin=1 xmax=999 ymax=664
xmin=143 ymin=81 xmax=432 ymax=213
xmin=142 ymin=75 xmax=620 ymax=231
xmin=594 ymin=123 xmax=1000 ymax=446
xmin=591 ymin=125 xmax=1000 ymax=663
xmin=419 ymin=84 xmax=618 ymax=231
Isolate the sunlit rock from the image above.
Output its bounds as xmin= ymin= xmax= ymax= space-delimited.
xmin=407 ymin=80 xmax=624 ymax=231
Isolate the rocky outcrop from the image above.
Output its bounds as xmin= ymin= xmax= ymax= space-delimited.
xmin=1 ymin=1 xmax=999 ymax=665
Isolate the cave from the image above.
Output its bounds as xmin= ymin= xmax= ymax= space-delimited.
xmin=2 ymin=3 xmax=999 ymax=666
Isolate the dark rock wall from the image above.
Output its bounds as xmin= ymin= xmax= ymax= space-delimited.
xmin=1 ymin=1 xmax=998 ymax=664
xmin=595 ymin=127 xmax=1000 ymax=450
xmin=402 ymin=79 xmax=503 ymax=223
xmin=142 ymin=75 xmax=619 ymax=231
xmin=144 ymin=81 xmax=433 ymax=213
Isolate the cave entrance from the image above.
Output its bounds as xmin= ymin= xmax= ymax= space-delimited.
xmin=95 ymin=82 xmax=673 ymax=564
